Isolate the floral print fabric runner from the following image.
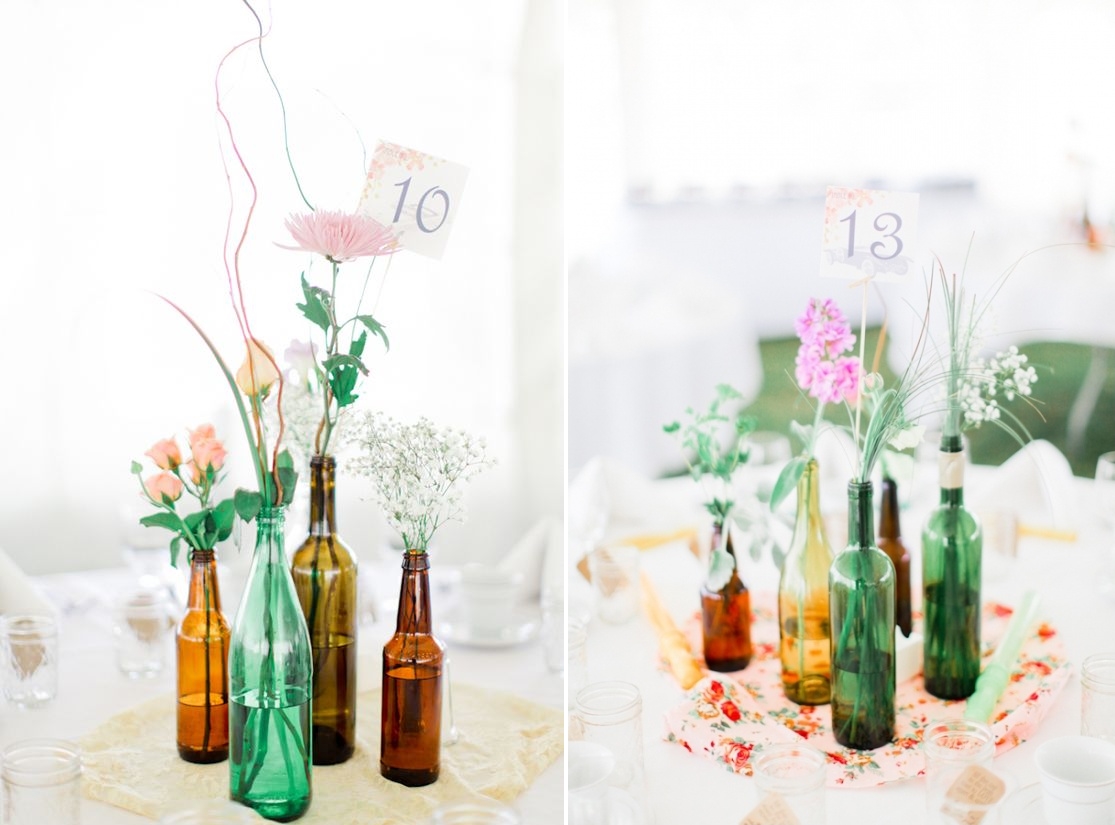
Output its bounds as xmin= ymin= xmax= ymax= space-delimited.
xmin=662 ymin=597 xmax=1069 ymax=787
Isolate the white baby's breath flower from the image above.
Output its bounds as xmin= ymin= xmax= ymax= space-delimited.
xmin=351 ymin=411 xmax=494 ymax=551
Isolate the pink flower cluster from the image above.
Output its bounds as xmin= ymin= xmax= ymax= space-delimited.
xmin=142 ymin=424 xmax=228 ymax=502
xmin=794 ymin=298 xmax=860 ymax=405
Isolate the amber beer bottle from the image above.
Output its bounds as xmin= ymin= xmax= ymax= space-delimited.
xmin=700 ymin=524 xmax=752 ymax=671
xmin=878 ymin=476 xmax=913 ymax=638
xmin=176 ymin=548 xmax=230 ymax=763
xmin=381 ymin=549 xmax=444 ymax=786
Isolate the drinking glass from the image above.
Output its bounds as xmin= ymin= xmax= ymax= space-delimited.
xmin=751 ymin=743 xmax=827 ymax=824
xmin=923 ymin=720 xmax=997 ymax=824
xmin=573 ymin=681 xmax=649 ymax=823
xmin=587 ymin=546 xmax=638 ymax=624
xmin=113 ymin=587 xmax=172 ymax=678
xmin=158 ymin=801 xmax=265 ymax=823
xmin=428 ymin=799 xmax=520 ymax=824
xmin=1082 ymin=653 xmax=1115 ymax=742
xmin=1097 ymin=452 xmax=1115 ymax=530
xmin=1 ymin=615 xmax=58 ymax=708
xmin=1 ymin=739 xmax=82 ymax=825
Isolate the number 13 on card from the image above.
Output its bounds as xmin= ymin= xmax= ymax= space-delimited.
xmin=819 ymin=186 xmax=919 ymax=282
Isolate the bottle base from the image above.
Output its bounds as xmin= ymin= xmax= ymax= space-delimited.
xmin=177 ymin=744 xmax=228 ymax=764
xmin=706 ymin=656 xmax=751 ymax=672
xmin=311 ymin=725 xmax=355 ymax=765
xmin=380 ymin=762 xmax=439 ymax=786
xmin=235 ymin=797 xmax=311 ymax=822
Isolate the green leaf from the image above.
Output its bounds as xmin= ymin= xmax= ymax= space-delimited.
xmin=356 ymin=315 xmax=390 ymax=351
xmin=662 ymin=421 xmax=680 ymax=435
xmin=212 ymin=498 xmax=236 ymax=542
xmin=770 ymin=456 xmax=807 ymax=511
xmin=140 ymin=512 xmax=181 ymax=532
xmin=234 ymin=488 xmax=262 ymax=523
xmin=170 ymin=536 xmax=183 ymax=568
xmin=349 ymin=330 xmax=368 ymax=359
xmin=322 ymin=353 xmax=366 ymax=375
xmin=297 ymin=274 xmax=331 ymax=332
xmin=278 ymin=465 xmax=298 ymax=506
xmin=706 ymin=545 xmax=736 ymax=592
xmin=130 ymin=460 xmax=143 ymax=475
xmin=277 ymin=449 xmax=295 ymax=472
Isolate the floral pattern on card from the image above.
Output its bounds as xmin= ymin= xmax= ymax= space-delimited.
xmin=662 ymin=596 xmax=1070 ymax=788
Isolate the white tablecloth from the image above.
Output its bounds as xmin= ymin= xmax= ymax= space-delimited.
xmin=570 ymin=461 xmax=1114 ymax=824
xmin=0 ymin=558 xmax=563 ymax=823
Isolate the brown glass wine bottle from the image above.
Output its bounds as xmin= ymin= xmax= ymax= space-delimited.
xmin=381 ymin=549 xmax=444 ymax=787
xmin=291 ymin=455 xmax=358 ymax=765
xmin=878 ymin=476 xmax=913 ymax=638
xmin=176 ymin=549 xmax=230 ymax=764
xmin=701 ymin=523 xmax=752 ymax=671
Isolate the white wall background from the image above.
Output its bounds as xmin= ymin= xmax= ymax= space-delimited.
xmin=567 ymin=0 xmax=1115 ymax=476
xmin=0 ymin=0 xmax=563 ymax=573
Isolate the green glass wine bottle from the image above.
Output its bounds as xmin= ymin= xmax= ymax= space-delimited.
xmin=778 ymin=458 xmax=834 ymax=705
xmin=830 ymin=480 xmax=896 ymax=750
xmin=922 ymin=434 xmax=982 ymax=700
xmin=229 ymin=507 xmax=313 ymax=821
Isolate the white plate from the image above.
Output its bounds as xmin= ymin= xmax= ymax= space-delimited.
xmin=439 ymin=606 xmax=541 ymax=649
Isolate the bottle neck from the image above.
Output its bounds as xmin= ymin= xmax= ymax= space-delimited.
xmin=879 ymin=477 xmax=902 ymax=540
xmin=793 ymin=459 xmax=825 ymax=540
xmin=395 ymin=550 xmax=433 ymax=634
xmin=846 ymin=481 xmax=875 ymax=550
xmin=711 ymin=522 xmax=736 ymax=560
xmin=308 ymin=455 xmax=337 ymax=537
xmin=254 ymin=510 xmax=286 ymax=564
xmin=186 ymin=549 xmax=221 ymax=610
xmin=938 ymin=444 xmax=966 ymax=506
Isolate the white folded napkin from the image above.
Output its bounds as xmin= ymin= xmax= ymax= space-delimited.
xmin=0 ymin=546 xmax=55 ymax=617
xmin=969 ymin=440 xmax=1080 ymax=533
xmin=497 ymin=517 xmax=561 ymax=601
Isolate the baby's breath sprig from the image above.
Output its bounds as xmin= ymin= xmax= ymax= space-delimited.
xmin=352 ymin=412 xmax=494 ymax=552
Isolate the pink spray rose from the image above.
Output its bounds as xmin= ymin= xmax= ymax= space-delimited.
xmin=191 ymin=437 xmax=227 ymax=477
xmin=144 ymin=437 xmax=182 ymax=471
xmin=188 ymin=424 xmax=217 ymax=452
xmin=143 ymin=472 xmax=183 ymax=504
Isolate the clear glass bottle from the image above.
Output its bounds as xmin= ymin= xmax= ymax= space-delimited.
xmin=229 ymin=508 xmax=313 ymax=820
xmin=700 ymin=523 xmax=752 ymax=672
xmin=778 ymin=459 xmax=833 ymax=704
xmin=878 ymin=476 xmax=913 ymax=638
xmin=381 ymin=549 xmax=445 ymax=786
xmin=291 ymin=456 xmax=358 ymax=765
xmin=176 ymin=548 xmax=230 ymax=764
xmin=830 ymin=481 xmax=896 ymax=750
xmin=922 ymin=434 xmax=982 ymax=699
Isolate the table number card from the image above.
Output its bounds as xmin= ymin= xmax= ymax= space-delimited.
xmin=820 ymin=186 xmax=919 ymax=282
xmin=358 ymin=140 xmax=469 ymax=260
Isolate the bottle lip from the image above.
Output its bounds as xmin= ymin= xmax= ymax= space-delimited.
xmin=1 ymin=614 xmax=57 ymax=639
xmin=573 ymin=680 xmax=642 ymax=721
xmin=0 ymin=739 xmax=82 ymax=785
xmin=310 ymin=454 xmax=336 ymax=470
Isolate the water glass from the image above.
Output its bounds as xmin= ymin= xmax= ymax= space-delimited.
xmin=1 ymin=739 xmax=82 ymax=825
xmin=572 ymin=682 xmax=648 ymax=822
xmin=113 ymin=587 xmax=172 ymax=678
xmin=541 ymin=586 xmax=564 ymax=673
xmin=1097 ymin=453 xmax=1115 ymax=529
xmin=751 ymin=743 xmax=827 ymax=824
xmin=428 ymin=799 xmax=520 ymax=824
xmin=587 ymin=546 xmax=638 ymax=624
xmin=1082 ymin=653 xmax=1115 ymax=741
xmin=158 ymin=801 xmax=265 ymax=823
xmin=923 ymin=720 xmax=997 ymax=824
xmin=568 ymin=618 xmax=588 ymax=709
xmin=1 ymin=615 xmax=58 ymax=708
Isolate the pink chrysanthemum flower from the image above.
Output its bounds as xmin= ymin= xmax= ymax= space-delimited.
xmin=281 ymin=210 xmax=399 ymax=263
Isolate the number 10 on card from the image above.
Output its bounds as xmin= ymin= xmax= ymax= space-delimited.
xmin=819 ymin=187 xmax=919 ymax=282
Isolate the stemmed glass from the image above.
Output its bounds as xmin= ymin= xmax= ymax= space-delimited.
xmin=1094 ymin=452 xmax=1115 ymax=598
